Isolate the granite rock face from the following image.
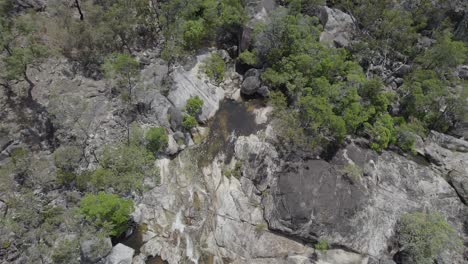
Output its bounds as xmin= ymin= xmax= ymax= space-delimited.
xmin=167 ymin=53 xmax=225 ymax=122
xmin=236 ymin=134 xmax=467 ymax=263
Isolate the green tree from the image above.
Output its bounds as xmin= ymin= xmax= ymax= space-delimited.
xmin=79 ymin=192 xmax=134 ymax=236
xmin=1 ymin=12 xmax=49 ymax=98
xmin=54 ymin=145 xmax=82 ymax=173
xmin=364 ymin=114 xmax=396 ymax=152
xmin=145 ymin=127 xmax=168 ymax=154
xmin=89 ymin=143 xmax=158 ymax=194
xmin=398 ymin=212 xmax=462 ymax=264
xmin=183 ymin=19 xmax=207 ymax=48
xmin=102 ymin=53 xmax=140 ymax=102
xmin=54 ymin=145 xmax=82 ymax=187
xmin=417 ymin=30 xmax=467 ymax=73
xmin=201 ymin=53 xmax=226 ymax=83
xmin=400 ymin=69 xmax=461 ymax=132
xmin=238 ymin=50 xmax=258 ymax=65
xmin=298 ymin=91 xmax=346 ymax=144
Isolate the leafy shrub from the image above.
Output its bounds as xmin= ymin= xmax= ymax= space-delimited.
xmin=183 ymin=19 xmax=207 ymax=48
xmin=201 ymin=53 xmax=226 ymax=82
xmin=145 ymin=127 xmax=168 ymax=154
xmin=398 ymin=212 xmax=462 ymax=264
xmin=182 ymin=114 xmax=198 ymax=130
xmin=341 ymin=164 xmax=363 ymax=183
xmin=88 ymin=143 xmax=158 ymax=194
xmin=51 ymin=239 xmax=79 ymax=264
xmin=238 ymin=50 xmax=258 ymax=65
xmin=54 ymin=146 xmax=82 ymax=173
xmin=79 ymin=192 xmax=134 ymax=236
xmin=315 ymin=239 xmax=328 ymax=251
xmin=364 ymin=114 xmax=396 ymax=152
xmin=185 ymin=96 xmax=204 ymax=117
xmin=102 ymin=53 xmax=140 ymax=101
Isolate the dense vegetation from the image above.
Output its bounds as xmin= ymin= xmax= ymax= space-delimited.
xmin=80 ymin=192 xmax=134 ymax=236
xmin=241 ymin=2 xmax=467 ymax=153
xmin=397 ymin=212 xmax=462 ymax=264
xmin=0 ymin=0 xmax=466 ymax=262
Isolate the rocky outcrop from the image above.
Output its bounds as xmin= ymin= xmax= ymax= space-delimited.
xmin=167 ymin=53 xmax=225 ymax=122
xmin=80 ymin=238 xmax=112 ymax=264
xmin=319 ymin=6 xmax=356 ymax=48
xmin=237 ymin=132 xmax=467 ymax=263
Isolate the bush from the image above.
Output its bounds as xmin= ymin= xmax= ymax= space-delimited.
xmin=315 ymin=239 xmax=328 ymax=251
xmin=182 ymin=114 xmax=198 ymax=130
xmin=364 ymin=114 xmax=396 ymax=152
xmin=238 ymin=50 xmax=258 ymax=65
xmin=54 ymin=146 xmax=82 ymax=173
xmin=398 ymin=212 xmax=462 ymax=264
xmin=79 ymin=192 xmax=134 ymax=236
xmin=89 ymin=143 xmax=158 ymax=194
xmin=51 ymin=239 xmax=79 ymax=264
xmin=341 ymin=164 xmax=363 ymax=183
xmin=201 ymin=53 xmax=226 ymax=82
xmin=183 ymin=19 xmax=207 ymax=48
xmin=185 ymin=96 xmax=204 ymax=117
xmin=145 ymin=127 xmax=168 ymax=154
xmin=101 ymin=53 xmax=140 ymax=101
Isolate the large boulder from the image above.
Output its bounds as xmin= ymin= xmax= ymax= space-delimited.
xmin=319 ymin=6 xmax=355 ymax=48
xmin=447 ymin=170 xmax=468 ymax=205
xmin=241 ymin=76 xmax=261 ymax=95
xmin=167 ymin=106 xmax=183 ymax=131
xmin=105 ymin=244 xmax=135 ymax=264
xmin=241 ymin=69 xmax=269 ymax=96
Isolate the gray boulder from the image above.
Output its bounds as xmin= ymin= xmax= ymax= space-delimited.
xmin=455 ymin=65 xmax=468 ymax=80
xmin=447 ymin=170 xmax=468 ymax=205
xmin=319 ymin=6 xmax=355 ymax=48
xmin=244 ymin=68 xmax=261 ymax=78
xmin=105 ymin=244 xmax=134 ymax=264
xmin=80 ymin=238 xmax=112 ymax=264
xmin=241 ymin=76 xmax=262 ymax=95
xmin=167 ymin=106 xmax=183 ymax=131
xmin=165 ymin=134 xmax=179 ymax=156
xmin=257 ymin=85 xmax=270 ymax=97
xmin=241 ymin=68 xmax=268 ymax=96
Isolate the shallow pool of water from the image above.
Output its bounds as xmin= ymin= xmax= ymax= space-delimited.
xmin=198 ymin=99 xmax=264 ymax=166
